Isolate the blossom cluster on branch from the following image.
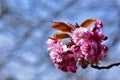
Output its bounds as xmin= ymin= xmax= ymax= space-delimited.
xmin=46 ymin=19 xmax=108 ymax=73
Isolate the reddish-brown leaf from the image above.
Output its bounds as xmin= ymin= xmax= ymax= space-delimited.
xmin=53 ymin=32 xmax=70 ymax=39
xmin=48 ymin=37 xmax=58 ymax=40
xmin=67 ymin=40 xmax=75 ymax=47
xmin=80 ymin=18 xmax=97 ymax=28
xmin=50 ymin=21 xmax=74 ymax=32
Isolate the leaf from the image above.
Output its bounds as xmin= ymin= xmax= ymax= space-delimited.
xmin=75 ymin=23 xmax=80 ymax=28
xmin=50 ymin=21 xmax=74 ymax=32
xmin=53 ymin=32 xmax=70 ymax=39
xmin=48 ymin=37 xmax=58 ymax=40
xmin=80 ymin=18 xmax=97 ymax=28
xmin=67 ymin=40 xmax=75 ymax=47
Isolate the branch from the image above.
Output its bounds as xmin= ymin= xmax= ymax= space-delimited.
xmin=91 ymin=62 xmax=120 ymax=70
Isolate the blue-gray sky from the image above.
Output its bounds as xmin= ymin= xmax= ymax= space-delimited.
xmin=0 ymin=0 xmax=120 ymax=80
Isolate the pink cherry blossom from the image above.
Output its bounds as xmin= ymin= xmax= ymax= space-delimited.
xmin=46 ymin=39 xmax=77 ymax=72
xmin=46 ymin=20 xmax=108 ymax=72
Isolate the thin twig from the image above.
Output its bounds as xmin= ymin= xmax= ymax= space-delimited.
xmin=91 ymin=62 xmax=120 ymax=70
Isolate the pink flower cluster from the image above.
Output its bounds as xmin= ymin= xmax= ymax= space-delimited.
xmin=46 ymin=20 xmax=108 ymax=73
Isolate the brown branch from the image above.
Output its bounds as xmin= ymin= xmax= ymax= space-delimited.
xmin=91 ymin=62 xmax=120 ymax=70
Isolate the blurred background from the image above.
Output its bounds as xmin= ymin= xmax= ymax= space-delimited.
xmin=0 ymin=0 xmax=120 ymax=80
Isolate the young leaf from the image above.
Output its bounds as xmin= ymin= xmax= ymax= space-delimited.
xmin=48 ymin=37 xmax=58 ymax=40
xmin=50 ymin=21 xmax=74 ymax=32
xmin=53 ymin=32 xmax=70 ymax=39
xmin=67 ymin=40 xmax=75 ymax=47
xmin=75 ymin=23 xmax=80 ymax=28
xmin=80 ymin=18 xmax=97 ymax=28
